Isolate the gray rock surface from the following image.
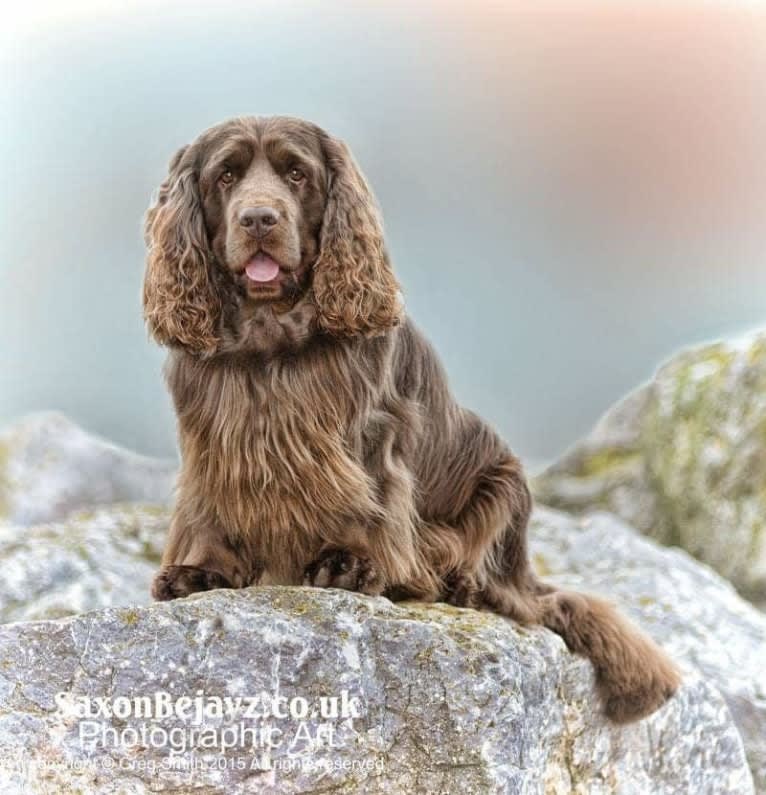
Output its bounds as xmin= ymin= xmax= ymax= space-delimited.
xmin=0 ymin=586 xmax=754 ymax=794
xmin=533 ymin=332 xmax=766 ymax=606
xmin=0 ymin=504 xmax=168 ymax=622
xmin=0 ymin=412 xmax=177 ymax=525
xmin=529 ymin=507 xmax=766 ymax=791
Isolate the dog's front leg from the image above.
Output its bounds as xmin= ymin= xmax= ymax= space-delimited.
xmin=151 ymin=502 xmax=260 ymax=601
xmin=302 ymin=419 xmax=426 ymax=597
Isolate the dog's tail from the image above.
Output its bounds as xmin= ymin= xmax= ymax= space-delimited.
xmin=483 ymin=579 xmax=681 ymax=723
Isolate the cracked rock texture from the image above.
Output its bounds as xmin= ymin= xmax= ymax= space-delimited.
xmin=0 ymin=587 xmax=754 ymax=795
xmin=533 ymin=331 xmax=766 ymax=608
xmin=0 ymin=412 xmax=176 ymax=525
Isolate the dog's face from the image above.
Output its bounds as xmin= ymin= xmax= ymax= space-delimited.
xmin=199 ymin=118 xmax=328 ymax=305
xmin=143 ymin=116 xmax=402 ymax=355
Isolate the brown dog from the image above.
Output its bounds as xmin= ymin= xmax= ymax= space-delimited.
xmin=143 ymin=115 xmax=679 ymax=723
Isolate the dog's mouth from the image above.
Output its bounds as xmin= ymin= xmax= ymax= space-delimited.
xmin=244 ymin=252 xmax=283 ymax=285
xmin=234 ymin=248 xmax=307 ymax=302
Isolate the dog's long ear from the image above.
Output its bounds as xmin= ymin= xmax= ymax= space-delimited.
xmin=142 ymin=145 xmax=220 ymax=354
xmin=313 ymin=133 xmax=402 ymax=337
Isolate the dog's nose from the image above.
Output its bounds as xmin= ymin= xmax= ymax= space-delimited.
xmin=238 ymin=206 xmax=280 ymax=238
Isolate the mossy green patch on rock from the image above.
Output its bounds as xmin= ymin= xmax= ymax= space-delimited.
xmin=570 ymin=448 xmax=641 ymax=479
xmin=121 ymin=608 xmax=140 ymax=626
xmin=533 ymin=552 xmax=553 ymax=577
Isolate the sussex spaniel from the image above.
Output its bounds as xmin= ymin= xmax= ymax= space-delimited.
xmin=143 ymin=115 xmax=679 ymax=723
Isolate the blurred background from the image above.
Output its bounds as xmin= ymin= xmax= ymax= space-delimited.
xmin=2 ymin=0 xmax=765 ymax=471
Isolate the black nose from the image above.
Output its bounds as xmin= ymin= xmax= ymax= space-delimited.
xmin=238 ymin=206 xmax=280 ymax=238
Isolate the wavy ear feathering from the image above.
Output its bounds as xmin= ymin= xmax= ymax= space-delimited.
xmin=142 ymin=145 xmax=221 ymax=355
xmin=313 ymin=133 xmax=403 ymax=338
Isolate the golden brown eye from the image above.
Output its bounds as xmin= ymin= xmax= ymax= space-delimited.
xmin=219 ymin=169 xmax=235 ymax=185
xmin=288 ymin=167 xmax=305 ymax=183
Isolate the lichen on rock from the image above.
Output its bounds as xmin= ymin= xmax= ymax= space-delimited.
xmin=534 ymin=330 xmax=766 ymax=608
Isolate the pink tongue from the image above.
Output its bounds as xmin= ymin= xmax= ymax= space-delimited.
xmin=245 ymin=254 xmax=280 ymax=282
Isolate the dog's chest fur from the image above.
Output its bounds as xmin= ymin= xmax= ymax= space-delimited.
xmin=167 ymin=334 xmax=384 ymax=570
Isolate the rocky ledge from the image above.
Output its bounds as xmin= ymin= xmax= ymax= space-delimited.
xmin=0 ymin=586 xmax=754 ymax=795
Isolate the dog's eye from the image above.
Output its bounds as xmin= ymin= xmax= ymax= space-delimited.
xmin=219 ymin=169 xmax=235 ymax=186
xmin=288 ymin=167 xmax=305 ymax=183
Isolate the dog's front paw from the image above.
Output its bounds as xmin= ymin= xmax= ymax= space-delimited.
xmin=442 ymin=570 xmax=481 ymax=609
xmin=151 ymin=565 xmax=233 ymax=601
xmin=303 ymin=548 xmax=385 ymax=595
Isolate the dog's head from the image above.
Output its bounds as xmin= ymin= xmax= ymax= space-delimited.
xmin=143 ymin=116 xmax=402 ymax=355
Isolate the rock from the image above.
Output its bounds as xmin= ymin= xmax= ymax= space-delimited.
xmin=0 ymin=504 xmax=168 ymax=622
xmin=0 ymin=586 xmax=754 ymax=795
xmin=529 ymin=507 xmax=766 ymax=791
xmin=0 ymin=412 xmax=177 ymax=525
xmin=0 ymin=495 xmax=763 ymax=789
xmin=533 ymin=331 xmax=766 ymax=607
